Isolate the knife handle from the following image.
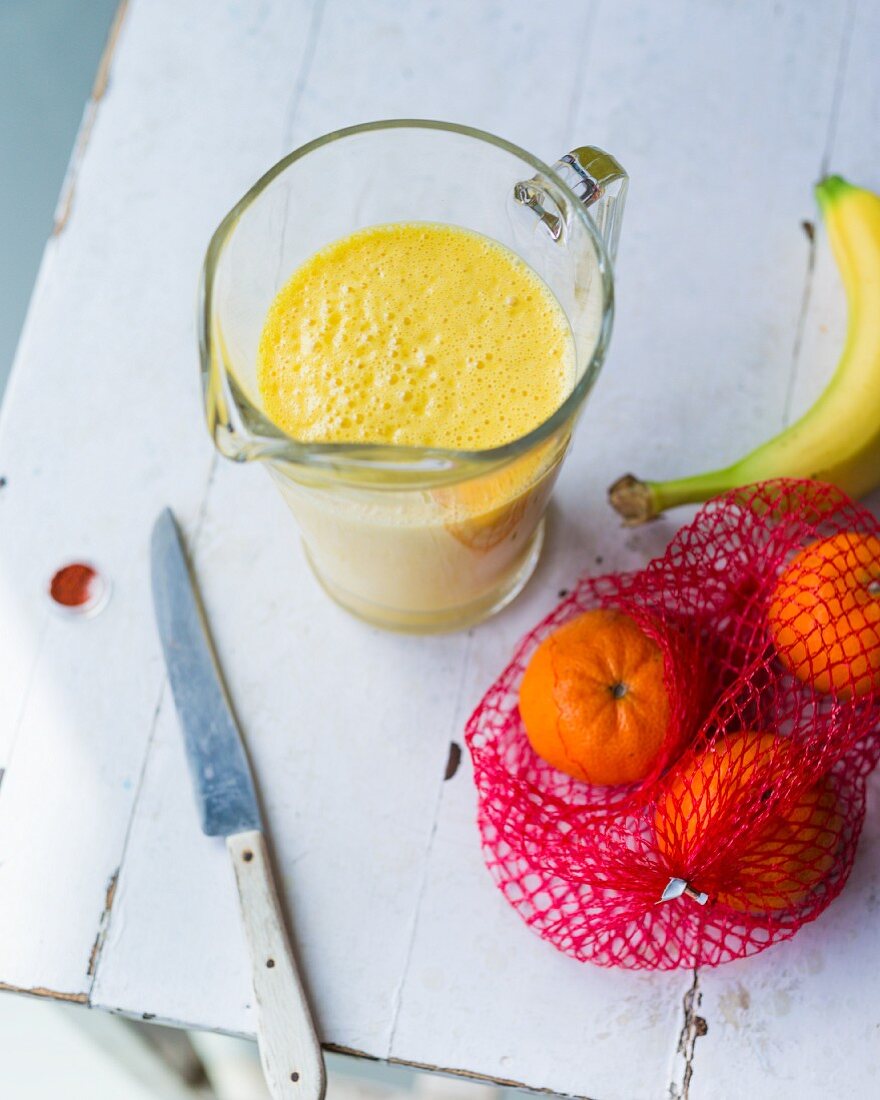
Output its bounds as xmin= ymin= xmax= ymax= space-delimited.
xmin=227 ymin=830 xmax=326 ymax=1100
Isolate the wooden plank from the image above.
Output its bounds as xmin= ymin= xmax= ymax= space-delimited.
xmin=390 ymin=3 xmax=854 ymax=1097
xmin=690 ymin=3 xmax=880 ymax=1097
xmin=0 ymin=0 xmax=319 ymax=996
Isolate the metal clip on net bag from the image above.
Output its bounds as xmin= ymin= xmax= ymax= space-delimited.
xmin=466 ymin=480 xmax=880 ymax=969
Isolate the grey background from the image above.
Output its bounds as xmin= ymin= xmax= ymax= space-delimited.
xmin=0 ymin=0 xmax=118 ymax=398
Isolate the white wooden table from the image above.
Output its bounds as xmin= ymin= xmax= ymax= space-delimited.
xmin=1 ymin=2 xmax=879 ymax=1097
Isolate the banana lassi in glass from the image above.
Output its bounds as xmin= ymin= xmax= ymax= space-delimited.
xmin=201 ymin=123 xmax=627 ymax=632
xmin=256 ymin=222 xmax=576 ymax=629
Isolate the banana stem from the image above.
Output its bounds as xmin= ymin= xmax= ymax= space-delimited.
xmin=608 ymin=466 xmax=740 ymax=524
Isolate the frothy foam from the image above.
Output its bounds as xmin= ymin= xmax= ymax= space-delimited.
xmin=258 ymin=222 xmax=575 ymax=450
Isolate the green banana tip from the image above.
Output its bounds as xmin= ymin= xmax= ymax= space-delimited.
xmin=815 ymin=174 xmax=853 ymax=207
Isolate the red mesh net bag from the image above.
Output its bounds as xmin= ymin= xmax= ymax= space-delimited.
xmin=466 ymin=480 xmax=880 ymax=969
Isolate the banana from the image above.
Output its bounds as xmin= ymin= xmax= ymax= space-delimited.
xmin=608 ymin=176 xmax=880 ymax=524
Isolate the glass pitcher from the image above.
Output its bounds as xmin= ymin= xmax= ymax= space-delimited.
xmin=200 ymin=121 xmax=626 ymax=632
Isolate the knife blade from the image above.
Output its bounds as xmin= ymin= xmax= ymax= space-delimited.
xmin=151 ymin=508 xmax=325 ymax=1100
xmin=151 ymin=508 xmax=261 ymax=837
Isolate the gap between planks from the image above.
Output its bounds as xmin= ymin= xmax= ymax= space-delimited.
xmin=0 ymin=615 xmax=49 ymax=775
xmin=87 ymin=454 xmax=220 ymax=994
xmin=781 ymin=0 xmax=857 ymax=426
xmin=562 ymin=0 xmax=601 ymax=141
xmin=86 ymin=870 xmax=120 ymax=978
xmin=385 ymin=628 xmax=476 ymax=1056
xmin=86 ymin=681 xmax=168 ymax=996
xmin=667 ymin=970 xmax=707 ymax=1100
xmin=281 ymin=0 xmax=329 ymax=149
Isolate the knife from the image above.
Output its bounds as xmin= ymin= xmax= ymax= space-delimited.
xmin=151 ymin=508 xmax=326 ymax=1100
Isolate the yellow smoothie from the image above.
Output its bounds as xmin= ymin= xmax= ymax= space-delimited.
xmin=257 ymin=223 xmax=575 ymax=448
xmin=256 ymin=222 xmax=577 ymax=630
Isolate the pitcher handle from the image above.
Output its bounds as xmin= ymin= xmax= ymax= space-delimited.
xmin=514 ymin=146 xmax=628 ymax=262
xmin=553 ymin=147 xmax=628 ymax=261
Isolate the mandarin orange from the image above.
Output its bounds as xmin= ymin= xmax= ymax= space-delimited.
xmin=655 ymin=731 xmax=786 ymax=858
xmin=768 ymin=532 xmax=880 ymax=697
xmin=655 ymin=731 xmax=844 ymax=913
xmin=719 ymin=778 xmax=843 ymax=912
xmin=518 ymin=609 xmax=670 ymax=786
